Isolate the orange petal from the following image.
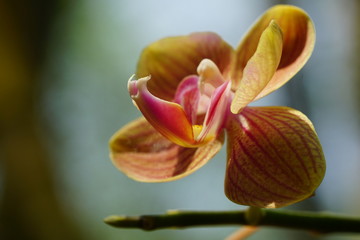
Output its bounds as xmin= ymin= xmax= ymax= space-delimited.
xmin=136 ymin=32 xmax=234 ymax=101
xmin=230 ymin=20 xmax=283 ymax=114
xmin=232 ymin=5 xmax=315 ymax=99
xmin=225 ymin=107 xmax=325 ymax=208
xmin=109 ymin=117 xmax=224 ymax=182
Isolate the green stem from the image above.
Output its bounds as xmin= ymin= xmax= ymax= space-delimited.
xmin=104 ymin=208 xmax=360 ymax=234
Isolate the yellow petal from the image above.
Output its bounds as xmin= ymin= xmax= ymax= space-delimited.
xmin=231 ymin=20 xmax=283 ymax=114
xmin=109 ymin=117 xmax=224 ymax=182
xmin=232 ymin=5 xmax=315 ymax=99
xmin=225 ymin=107 xmax=326 ymax=208
xmin=136 ymin=32 xmax=234 ymax=100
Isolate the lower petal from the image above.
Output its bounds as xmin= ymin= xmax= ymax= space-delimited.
xmin=110 ymin=117 xmax=224 ymax=182
xmin=224 ymin=107 xmax=325 ymax=208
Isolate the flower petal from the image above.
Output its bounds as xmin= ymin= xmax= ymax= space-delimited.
xmin=224 ymin=107 xmax=326 ymax=208
xmin=109 ymin=117 xmax=224 ymax=182
xmin=136 ymin=32 xmax=234 ymax=100
xmin=197 ymin=81 xmax=231 ymax=143
xmin=231 ymin=20 xmax=283 ymax=114
xmin=197 ymin=59 xmax=226 ymax=97
xmin=232 ymin=5 xmax=315 ymax=99
xmin=128 ymin=76 xmax=195 ymax=147
xmin=173 ymin=75 xmax=201 ymax=125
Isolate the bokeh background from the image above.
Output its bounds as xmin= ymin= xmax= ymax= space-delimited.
xmin=1 ymin=0 xmax=359 ymax=239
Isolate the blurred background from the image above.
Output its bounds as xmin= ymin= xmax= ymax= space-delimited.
xmin=0 ymin=0 xmax=359 ymax=239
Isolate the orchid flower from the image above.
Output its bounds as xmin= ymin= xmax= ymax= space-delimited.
xmin=110 ymin=5 xmax=326 ymax=208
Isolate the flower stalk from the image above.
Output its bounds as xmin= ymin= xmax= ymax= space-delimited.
xmin=104 ymin=209 xmax=360 ymax=234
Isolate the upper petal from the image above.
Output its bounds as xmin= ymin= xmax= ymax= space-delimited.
xmin=109 ymin=117 xmax=224 ymax=182
xmin=232 ymin=5 xmax=315 ymax=99
xmin=230 ymin=20 xmax=283 ymax=114
xmin=224 ymin=106 xmax=325 ymax=208
xmin=136 ymin=32 xmax=234 ymax=101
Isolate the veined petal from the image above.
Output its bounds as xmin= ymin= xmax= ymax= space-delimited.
xmin=129 ymin=76 xmax=195 ymax=147
xmin=225 ymin=106 xmax=325 ymax=208
xmin=231 ymin=21 xmax=283 ymax=114
xmin=136 ymin=32 xmax=234 ymax=100
xmin=109 ymin=117 xmax=224 ymax=182
xmin=232 ymin=5 xmax=315 ymax=99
